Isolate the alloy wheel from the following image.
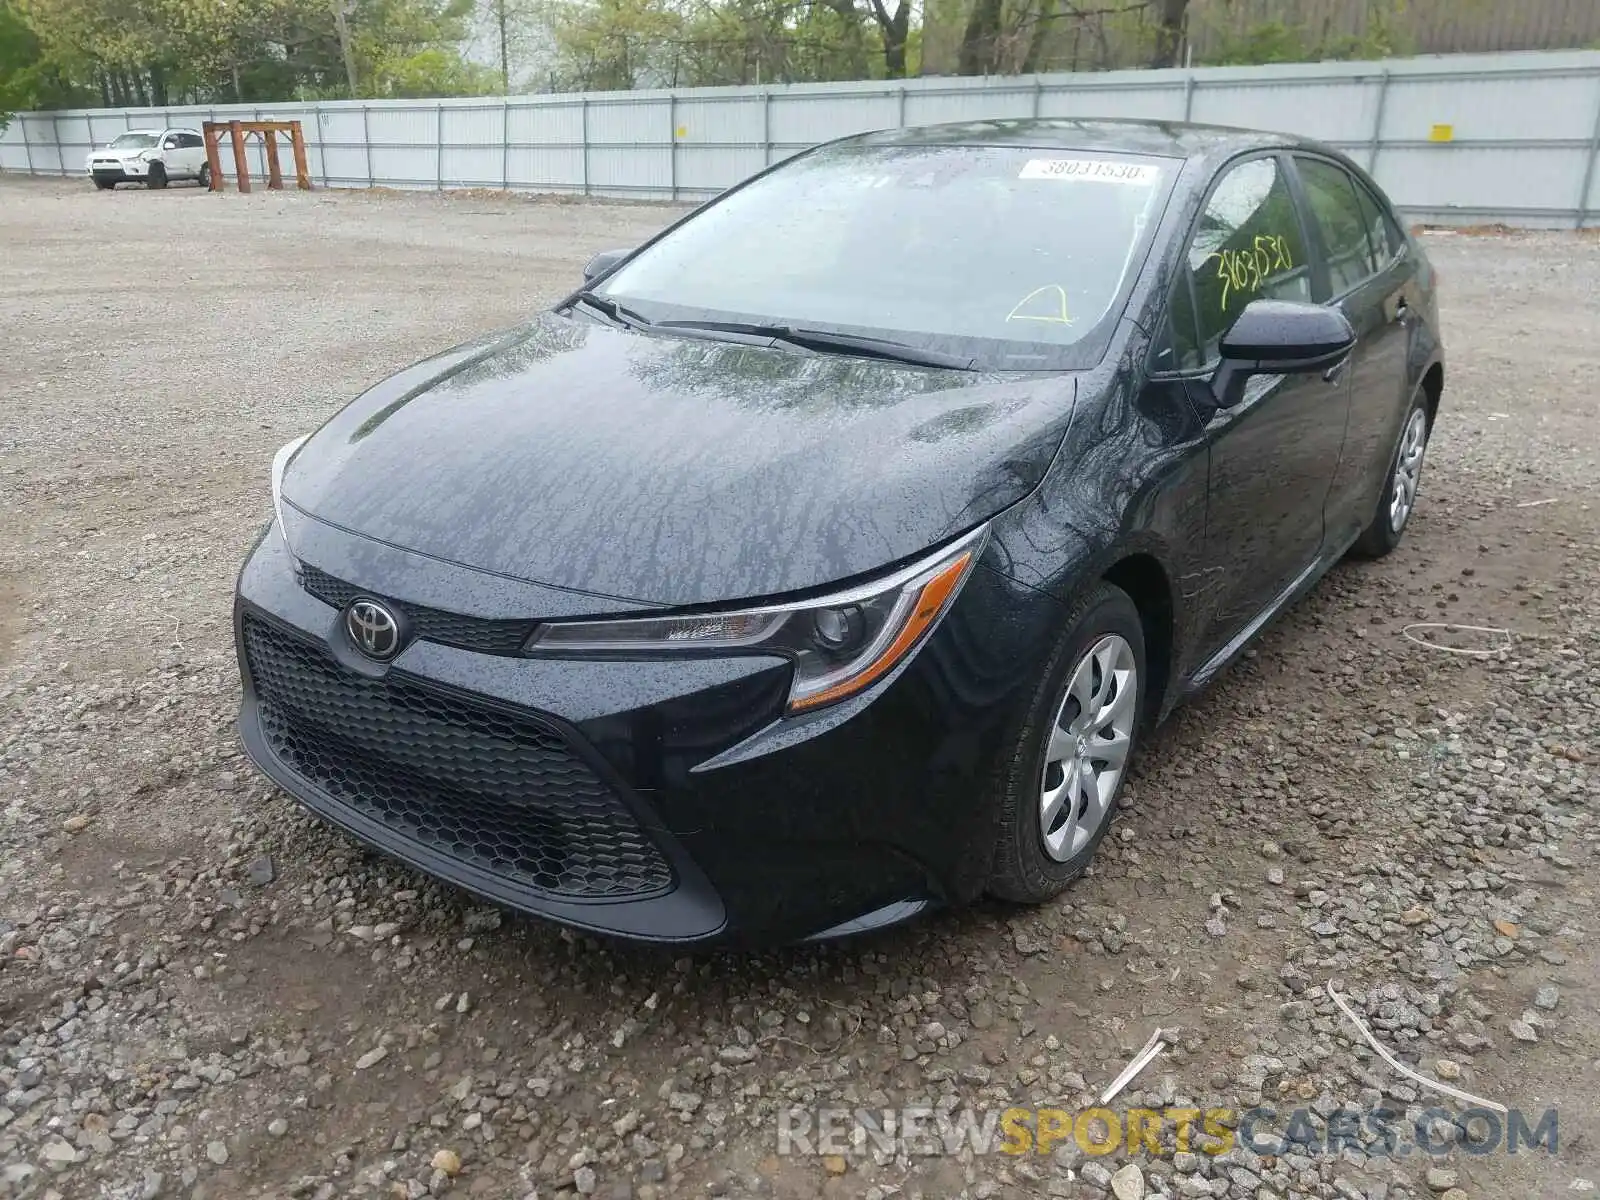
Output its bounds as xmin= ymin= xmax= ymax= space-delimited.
xmin=1039 ymin=633 xmax=1136 ymax=862
xmin=1389 ymin=408 xmax=1429 ymax=533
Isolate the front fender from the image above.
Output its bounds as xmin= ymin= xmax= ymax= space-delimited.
xmin=984 ymin=370 xmax=1211 ymax=720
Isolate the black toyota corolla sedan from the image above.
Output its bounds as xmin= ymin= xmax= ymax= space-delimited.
xmin=235 ymin=118 xmax=1442 ymax=945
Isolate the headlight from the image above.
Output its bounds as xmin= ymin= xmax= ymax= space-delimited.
xmin=527 ymin=525 xmax=987 ymax=714
xmin=138 ymin=150 xmax=156 ymax=161
xmin=270 ymin=435 xmax=311 ymax=544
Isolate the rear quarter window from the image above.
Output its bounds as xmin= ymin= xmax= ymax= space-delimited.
xmin=1353 ymin=178 xmax=1405 ymax=267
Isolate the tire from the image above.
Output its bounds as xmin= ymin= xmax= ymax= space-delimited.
xmin=93 ymin=178 xmax=115 ymax=190
xmin=146 ymin=162 xmax=167 ymax=190
xmin=198 ymin=163 xmax=212 ymax=190
xmin=1349 ymin=393 xmax=1431 ymax=560
xmin=987 ymin=582 xmax=1146 ymax=904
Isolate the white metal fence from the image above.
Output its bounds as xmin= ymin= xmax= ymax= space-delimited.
xmin=5 ymin=48 xmax=1600 ymax=228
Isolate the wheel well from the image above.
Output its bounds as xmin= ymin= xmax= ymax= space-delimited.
xmin=1421 ymin=363 xmax=1443 ymax=428
xmin=1102 ymin=554 xmax=1173 ymax=727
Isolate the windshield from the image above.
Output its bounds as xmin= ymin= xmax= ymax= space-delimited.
xmin=593 ymin=142 xmax=1175 ymax=371
xmin=110 ymin=133 xmax=159 ymax=149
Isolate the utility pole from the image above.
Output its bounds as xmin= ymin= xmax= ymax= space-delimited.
xmin=333 ymin=1 xmax=359 ymax=97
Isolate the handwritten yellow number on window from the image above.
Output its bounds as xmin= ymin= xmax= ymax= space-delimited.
xmin=1205 ymin=234 xmax=1293 ymax=315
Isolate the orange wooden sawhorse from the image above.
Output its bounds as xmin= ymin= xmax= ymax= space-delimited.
xmin=201 ymin=120 xmax=312 ymax=193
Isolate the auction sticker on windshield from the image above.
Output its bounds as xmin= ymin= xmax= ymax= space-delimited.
xmin=1018 ymin=158 xmax=1160 ymax=184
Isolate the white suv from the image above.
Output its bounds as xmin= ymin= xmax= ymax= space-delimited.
xmin=86 ymin=129 xmax=210 ymax=190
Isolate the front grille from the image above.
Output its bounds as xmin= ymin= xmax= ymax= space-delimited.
xmin=299 ymin=564 xmax=536 ymax=656
xmin=243 ymin=614 xmax=674 ymax=900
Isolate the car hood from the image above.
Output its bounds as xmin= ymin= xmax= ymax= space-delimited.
xmin=282 ymin=313 xmax=1079 ymax=608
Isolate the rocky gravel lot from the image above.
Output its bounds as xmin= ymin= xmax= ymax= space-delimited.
xmin=2 ymin=175 xmax=1598 ymax=1200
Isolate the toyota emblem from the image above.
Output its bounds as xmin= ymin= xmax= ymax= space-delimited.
xmin=345 ymin=598 xmax=401 ymax=660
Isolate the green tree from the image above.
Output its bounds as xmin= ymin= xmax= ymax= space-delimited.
xmin=541 ymin=0 xmax=897 ymax=88
xmin=483 ymin=0 xmax=545 ymax=90
xmin=1146 ymin=0 xmax=1186 ymax=65
xmin=1196 ymin=0 xmax=1414 ymax=66
xmin=12 ymin=0 xmax=493 ymax=105
xmin=370 ymin=43 xmax=500 ymax=92
xmin=955 ymin=0 xmax=1157 ymax=77
xmin=674 ymin=0 xmax=875 ymax=85
xmin=279 ymin=0 xmax=494 ymax=96
xmin=0 ymin=1 xmax=85 ymax=123
xmin=815 ymin=0 xmax=910 ymax=77
xmin=542 ymin=0 xmax=681 ymax=89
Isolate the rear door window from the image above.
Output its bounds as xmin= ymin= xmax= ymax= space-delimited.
xmin=1296 ymin=156 xmax=1380 ymax=297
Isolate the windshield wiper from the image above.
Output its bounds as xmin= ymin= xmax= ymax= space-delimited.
xmin=568 ymin=291 xmax=653 ymax=331
xmin=655 ymin=319 xmax=977 ymax=371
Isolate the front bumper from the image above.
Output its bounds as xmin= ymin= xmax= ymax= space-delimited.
xmin=234 ymin=518 xmax=1057 ymax=945
xmin=89 ymin=161 xmax=148 ymax=182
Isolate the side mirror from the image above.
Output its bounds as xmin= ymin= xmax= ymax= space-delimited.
xmin=1211 ymin=300 xmax=1355 ymax=409
xmin=582 ymin=247 xmax=630 ymax=283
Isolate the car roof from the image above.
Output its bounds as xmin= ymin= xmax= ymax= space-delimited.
xmin=846 ymin=117 xmax=1321 ymax=163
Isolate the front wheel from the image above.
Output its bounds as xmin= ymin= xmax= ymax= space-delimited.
xmin=198 ymin=163 xmax=212 ymax=190
xmin=987 ymin=582 xmax=1145 ymax=904
xmin=1349 ymin=395 xmax=1430 ymax=559
xmin=146 ymin=162 xmax=167 ymax=190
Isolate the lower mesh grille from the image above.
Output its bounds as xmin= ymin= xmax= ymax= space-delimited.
xmin=243 ymin=614 xmax=673 ymax=900
xmin=298 ymin=564 xmax=536 ymax=656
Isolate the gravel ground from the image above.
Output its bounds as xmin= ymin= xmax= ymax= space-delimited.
xmin=1 ymin=175 xmax=1598 ymax=1200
